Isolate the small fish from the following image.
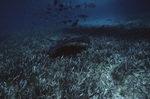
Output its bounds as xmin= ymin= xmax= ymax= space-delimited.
xmin=78 ymin=15 xmax=88 ymax=21
xmin=78 ymin=15 xmax=88 ymax=18
xmin=74 ymin=2 xmax=88 ymax=8
xmin=87 ymin=3 xmax=96 ymax=8
xmin=71 ymin=19 xmax=79 ymax=27
xmin=58 ymin=4 xmax=64 ymax=8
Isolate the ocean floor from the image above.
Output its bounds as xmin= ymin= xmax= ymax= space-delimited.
xmin=0 ymin=23 xmax=150 ymax=98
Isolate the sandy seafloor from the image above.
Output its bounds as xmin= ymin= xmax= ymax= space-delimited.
xmin=0 ymin=18 xmax=150 ymax=99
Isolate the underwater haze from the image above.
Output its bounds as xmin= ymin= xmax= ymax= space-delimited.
xmin=0 ymin=0 xmax=150 ymax=98
xmin=1 ymin=0 xmax=150 ymax=33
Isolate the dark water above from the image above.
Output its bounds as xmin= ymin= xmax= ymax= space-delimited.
xmin=0 ymin=0 xmax=150 ymax=40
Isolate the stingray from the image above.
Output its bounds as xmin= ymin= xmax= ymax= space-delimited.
xmin=48 ymin=35 xmax=90 ymax=57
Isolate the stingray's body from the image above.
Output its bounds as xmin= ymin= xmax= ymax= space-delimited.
xmin=48 ymin=35 xmax=90 ymax=56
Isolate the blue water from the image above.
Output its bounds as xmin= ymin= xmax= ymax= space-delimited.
xmin=0 ymin=0 xmax=150 ymax=40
